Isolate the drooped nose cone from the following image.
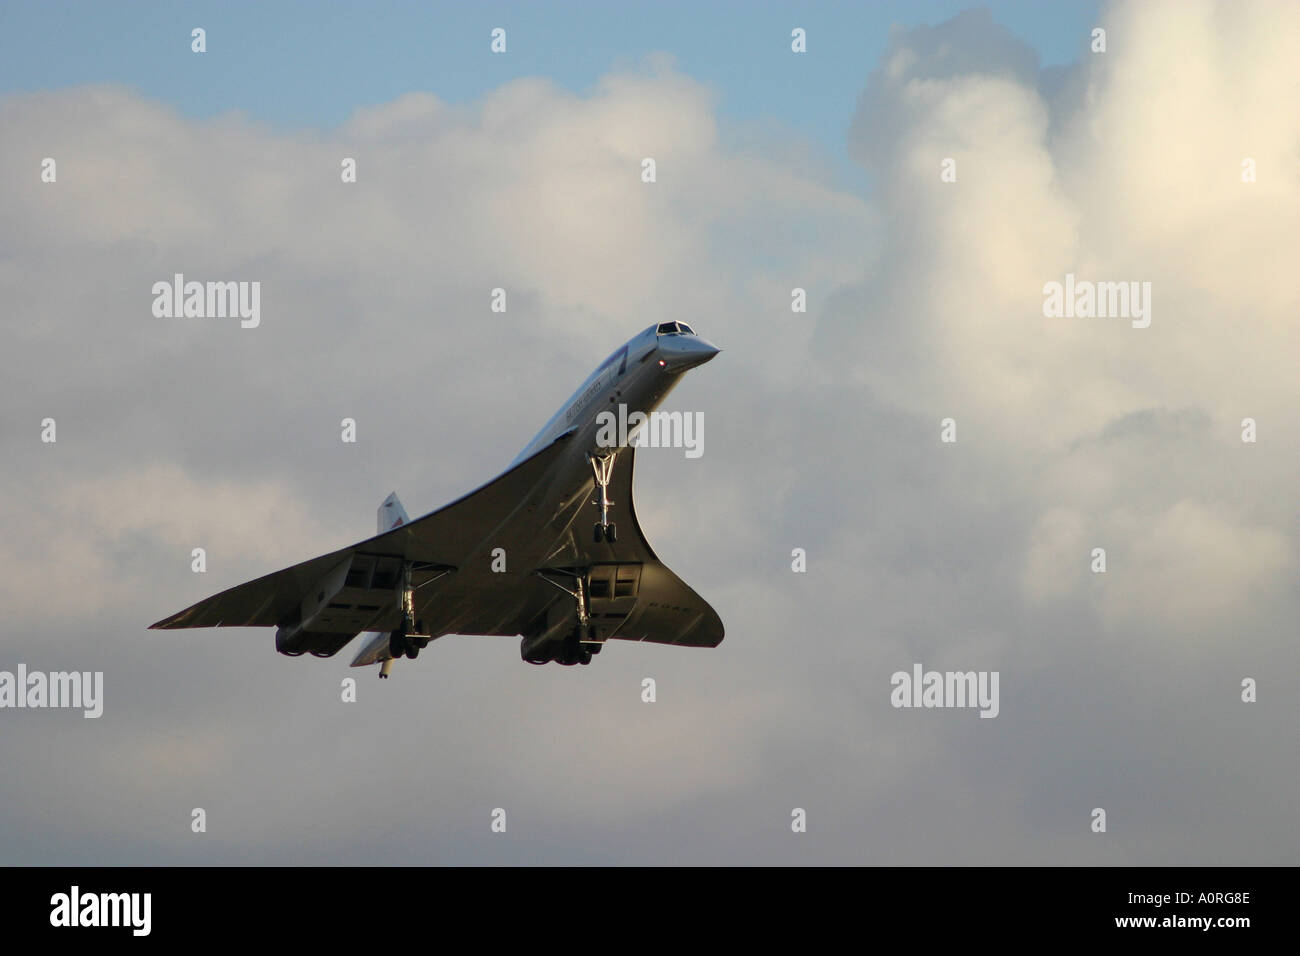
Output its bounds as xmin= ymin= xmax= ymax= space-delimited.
xmin=658 ymin=334 xmax=721 ymax=372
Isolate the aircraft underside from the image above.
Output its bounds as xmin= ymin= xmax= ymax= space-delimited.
xmin=149 ymin=324 xmax=724 ymax=676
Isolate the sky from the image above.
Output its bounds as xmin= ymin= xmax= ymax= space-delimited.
xmin=0 ymin=0 xmax=1297 ymax=865
xmin=0 ymin=0 xmax=1101 ymax=190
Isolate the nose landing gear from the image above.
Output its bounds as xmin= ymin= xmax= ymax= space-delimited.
xmin=589 ymin=452 xmax=618 ymax=543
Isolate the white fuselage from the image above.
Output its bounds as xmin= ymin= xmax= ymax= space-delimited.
xmin=509 ymin=323 xmax=719 ymax=482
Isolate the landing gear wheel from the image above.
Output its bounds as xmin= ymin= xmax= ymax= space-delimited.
xmin=406 ymin=643 xmax=419 ymax=659
xmin=604 ymin=522 xmax=617 ymax=543
xmin=388 ymin=630 xmax=406 ymax=659
xmin=593 ymin=522 xmax=604 ymax=543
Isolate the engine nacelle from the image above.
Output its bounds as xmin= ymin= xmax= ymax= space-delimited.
xmin=275 ymin=621 xmax=357 ymax=658
xmin=520 ymin=616 xmax=571 ymax=664
xmin=275 ymin=556 xmax=360 ymax=658
xmin=520 ymin=618 xmax=600 ymax=666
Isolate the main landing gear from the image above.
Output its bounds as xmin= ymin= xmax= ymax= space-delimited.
xmin=531 ymin=569 xmax=596 ymax=666
xmin=589 ymin=452 xmax=618 ymax=543
xmin=387 ymin=561 xmax=429 ymax=662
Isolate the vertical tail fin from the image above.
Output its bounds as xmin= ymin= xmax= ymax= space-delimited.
xmin=378 ymin=492 xmax=410 ymax=533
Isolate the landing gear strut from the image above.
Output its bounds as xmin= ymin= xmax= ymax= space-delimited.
xmin=534 ymin=569 xmax=596 ymax=665
xmin=589 ymin=452 xmax=617 ymax=543
xmin=387 ymin=562 xmax=429 ymax=660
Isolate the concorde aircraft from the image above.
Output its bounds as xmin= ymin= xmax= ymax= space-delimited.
xmin=150 ymin=323 xmax=723 ymax=676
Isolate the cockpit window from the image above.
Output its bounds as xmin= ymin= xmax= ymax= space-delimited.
xmin=655 ymin=321 xmax=696 ymax=336
xmin=678 ymin=322 xmax=695 ymax=334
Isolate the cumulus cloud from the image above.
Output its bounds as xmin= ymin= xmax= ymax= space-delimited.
xmin=821 ymin=0 xmax=1299 ymax=634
